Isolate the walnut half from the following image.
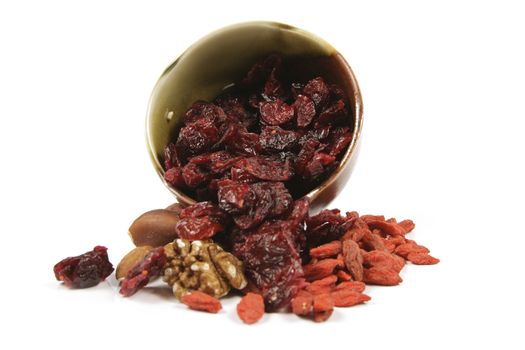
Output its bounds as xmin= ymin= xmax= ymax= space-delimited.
xmin=162 ymin=239 xmax=247 ymax=299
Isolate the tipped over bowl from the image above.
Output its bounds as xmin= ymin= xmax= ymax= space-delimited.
xmin=146 ymin=21 xmax=363 ymax=211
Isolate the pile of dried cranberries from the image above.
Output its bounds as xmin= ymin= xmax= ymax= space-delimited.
xmin=163 ymin=54 xmax=353 ymax=201
xmin=54 ymin=54 xmax=439 ymax=324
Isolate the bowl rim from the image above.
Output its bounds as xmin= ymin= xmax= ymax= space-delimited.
xmin=145 ymin=20 xmax=363 ymax=206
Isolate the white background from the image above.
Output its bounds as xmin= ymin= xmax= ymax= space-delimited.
xmin=1 ymin=1 xmax=524 ymax=349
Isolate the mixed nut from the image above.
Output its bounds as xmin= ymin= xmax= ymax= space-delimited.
xmin=53 ymin=54 xmax=439 ymax=324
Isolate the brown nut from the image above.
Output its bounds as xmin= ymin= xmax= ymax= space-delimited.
xmin=128 ymin=209 xmax=180 ymax=247
xmin=207 ymin=244 xmax=247 ymax=290
xmin=165 ymin=202 xmax=184 ymax=215
xmin=115 ymin=246 xmax=153 ymax=280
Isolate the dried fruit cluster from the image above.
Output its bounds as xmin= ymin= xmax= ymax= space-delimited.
xmin=53 ymin=246 xmax=114 ymax=288
xmin=290 ymin=211 xmax=439 ymax=322
xmin=53 ymin=54 xmax=439 ymax=325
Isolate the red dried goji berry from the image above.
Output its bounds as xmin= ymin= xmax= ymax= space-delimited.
xmin=334 ymin=281 xmax=366 ymax=293
xmin=398 ymin=219 xmax=415 ymax=233
xmin=361 ymin=230 xmax=388 ymax=252
xmin=341 ymin=227 xmax=369 ymax=242
xmin=394 ymin=242 xmax=430 ymax=259
xmin=331 ymin=289 xmax=370 ymax=307
xmin=360 ymin=215 xmax=386 ymax=223
xmin=237 ymin=293 xmax=265 ymax=324
xmin=306 ymin=284 xmax=333 ymax=295
xmin=337 ymin=270 xmax=353 ymax=281
xmin=363 ymin=250 xmax=405 ymax=273
xmin=342 ymin=239 xmax=364 ymax=281
xmin=310 ymin=275 xmax=338 ymax=288
xmin=309 ymin=240 xmax=342 ymax=259
xmin=366 ymin=220 xmax=406 ymax=237
xmin=303 ymin=259 xmax=340 ymax=281
xmin=313 ymin=293 xmax=334 ymax=322
xmin=291 ymin=290 xmax=314 ymax=316
xmin=387 ymin=235 xmax=407 ymax=246
xmin=181 ymin=291 xmax=222 ymax=313
xmin=363 ymin=267 xmax=402 ymax=286
xmin=406 ymin=252 xmax=440 ymax=265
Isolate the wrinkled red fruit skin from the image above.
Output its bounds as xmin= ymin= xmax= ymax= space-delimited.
xmin=54 ymin=246 xmax=114 ymax=289
xmin=233 ymin=220 xmax=306 ymax=312
xmin=259 ymin=100 xmax=294 ymax=126
xmin=119 ymin=247 xmax=166 ymax=297
xmin=175 ymin=201 xmax=228 ymax=240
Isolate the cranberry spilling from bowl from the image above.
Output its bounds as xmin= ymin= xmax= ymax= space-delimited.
xmin=146 ymin=21 xmax=363 ymax=211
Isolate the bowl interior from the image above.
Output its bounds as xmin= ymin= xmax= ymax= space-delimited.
xmin=146 ymin=21 xmax=362 ymax=205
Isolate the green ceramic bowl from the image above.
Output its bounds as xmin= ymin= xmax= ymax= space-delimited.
xmin=146 ymin=21 xmax=363 ymax=210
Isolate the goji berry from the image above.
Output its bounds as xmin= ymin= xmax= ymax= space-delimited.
xmin=309 ymin=240 xmax=342 ymax=259
xmin=398 ymin=219 xmax=415 ymax=233
xmin=237 ymin=293 xmax=265 ymax=324
xmin=342 ymin=239 xmax=364 ymax=281
xmin=363 ymin=250 xmax=405 ymax=273
xmin=334 ymin=281 xmax=366 ymax=293
xmin=363 ymin=267 xmax=402 ymax=286
xmin=407 ymin=252 xmax=440 ymax=265
xmin=313 ymin=293 xmax=334 ymax=322
xmin=336 ymin=270 xmax=353 ymax=282
xmin=366 ymin=220 xmax=406 ymax=237
xmin=181 ymin=291 xmax=222 ymax=313
xmin=394 ymin=242 xmax=430 ymax=259
xmin=331 ymin=289 xmax=370 ymax=307
xmin=291 ymin=290 xmax=314 ymax=316
xmin=303 ymin=259 xmax=340 ymax=281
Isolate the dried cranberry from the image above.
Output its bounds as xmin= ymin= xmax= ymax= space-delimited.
xmin=164 ymin=166 xmax=185 ymax=189
xmin=54 ymin=246 xmax=114 ymax=289
xmin=303 ymin=77 xmax=330 ymax=107
xmin=176 ymin=118 xmax=219 ymax=159
xmin=328 ymin=129 xmax=353 ymax=157
xmin=306 ymin=209 xmax=357 ymax=247
xmin=218 ymin=97 xmax=256 ymax=130
xmin=302 ymin=152 xmax=336 ymax=180
xmin=119 ymin=247 xmax=166 ymax=297
xmin=217 ymin=180 xmax=254 ymax=214
xmin=184 ymin=101 xmax=226 ymax=124
xmin=317 ymin=99 xmax=347 ymax=126
xmin=235 ymin=156 xmax=294 ymax=181
xmin=230 ymin=166 xmax=258 ymax=184
xmin=259 ymin=126 xmax=298 ymax=152
xmin=294 ymin=95 xmax=316 ymax=128
xmin=176 ymin=216 xmax=224 ymax=240
xmin=233 ymin=220 xmax=306 ymax=311
xmin=179 ymin=201 xmax=227 ymax=220
xmin=232 ymin=181 xmax=292 ymax=229
xmin=190 ymin=151 xmax=243 ymax=174
xmin=182 ymin=162 xmax=210 ymax=188
xmin=264 ymin=68 xmax=284 ymax=98
xmin=175 ymin=202 xmax=228 ymax=240
xmin=163 ymin=143 xmax=181 ymax=170
xmin=225 ymin=130 xmax=261 ymax=156
xmin=259 ymin=100 xmax=295 ymax=126
xmin=295 ymin=138 xmax=320 ymax=175
xmin=286 ymin=197 xmax=310 ymax=227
